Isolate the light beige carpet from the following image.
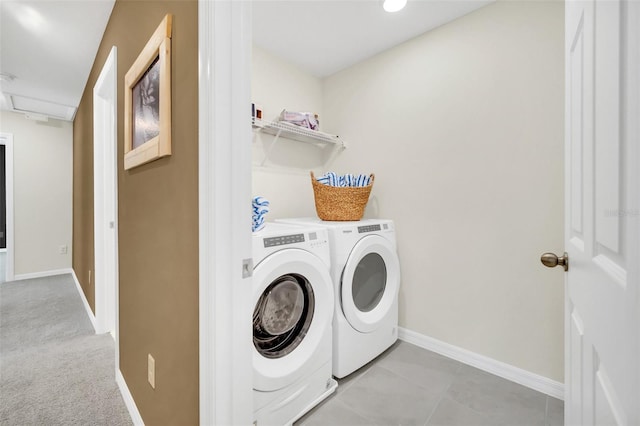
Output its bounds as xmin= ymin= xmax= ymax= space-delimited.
xmin=0 ymin=274 xmax=132 ymax=425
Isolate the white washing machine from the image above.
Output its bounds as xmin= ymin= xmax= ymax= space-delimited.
xmin=277 ymin=218 xmax=400 ymax=378
xmin=252 ymin=223 xmax=338 ymax=425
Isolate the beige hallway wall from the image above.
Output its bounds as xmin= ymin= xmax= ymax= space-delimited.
xmin=0 ymin=110 xmax=72 ymax=276
xmin=73 ymin=0 xmax=199 ymax=423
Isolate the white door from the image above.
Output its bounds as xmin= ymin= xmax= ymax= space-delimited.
xmin=93 ymin=47 xmax=119 ymax=337
xmin=562 ymin=1 xmax=640 ymax=425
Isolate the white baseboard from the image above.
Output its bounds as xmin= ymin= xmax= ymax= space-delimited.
xmin=398 ymin=327 xmax=564 ymax=400
xmin=117 ymin=369 xmax=145 ymax=426
xmin=13 ymin=268 xmax=73 ymax=281
xmin=71 ymin=272 xmax=140 ymax=425
xmin=69 ymin=269 xmax=97 ymax=332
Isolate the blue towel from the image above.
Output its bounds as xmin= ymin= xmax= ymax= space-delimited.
xmin=253 ymin=196 xmax=270 ymax=206
xmin=316 ymin=172 xmax=371 ymax=188
xmin=252 ymin=196 xmax=270 ymax=232
xmin=253 ymin=207 xmax=270 ymax=215
xmin=252 ymin=216 xmax=266 ymax=232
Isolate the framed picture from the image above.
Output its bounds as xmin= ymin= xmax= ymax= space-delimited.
xmin=124 ymin=14 xmax=172 ymax=170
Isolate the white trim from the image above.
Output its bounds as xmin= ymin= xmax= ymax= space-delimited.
xmin=398 ymin=327 xmax=565 ymax=400
xmin=73 ymin=269 xmax=136 ymax=426
xmin=0 ymin=133 xmax=14 ymax=282
xmin=116 ymin=369 xmax=145 ymax=426
xmin=70 ymin=269 xmax=97 ymax=332
xmin=72 ymin=270 xmax=138 ymax=425
xmin=625 ymin=3 xmax=640 ymax=423
xmin=14 ymin=268 xmax=74 ymax=281
xmin=93 ymin=46 xmax=119 ymax=338
xmin=198 ymin=1 xmax=253 ymax=424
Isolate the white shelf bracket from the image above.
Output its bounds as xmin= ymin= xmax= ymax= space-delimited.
xmin=260 ymin=128 xmax=282 ymax=166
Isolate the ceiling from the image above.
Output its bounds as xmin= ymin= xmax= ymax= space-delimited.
xmin=253 ymin=0 xmax=493 ymax=78
xmin=0 ymin=0 xmax=491 ymax=122
xmin=0 ymin=0 xmax=115 ymax=121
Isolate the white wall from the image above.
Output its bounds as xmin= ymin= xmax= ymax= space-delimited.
xmin=323 ymin=1 xmax=565 ymax=381
xmin=253 ymin=1 xmax=564 ymax=382
xmin=0 ymin=110 xmax=73 ymax=276
xmin=251 ymin=1 xmax=564 ymax=382
xmin=251 ymin=45 xmax=328 ymax=219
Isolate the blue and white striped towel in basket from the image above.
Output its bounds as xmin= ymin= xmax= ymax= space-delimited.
xmin=316 ymin=172 xmax=371 ymax=188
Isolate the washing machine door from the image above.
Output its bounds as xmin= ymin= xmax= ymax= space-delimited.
xmin=252 ymin=248 xmax=333 ymax=392
xmin=341 ymin=235 xmax=400 ymax=333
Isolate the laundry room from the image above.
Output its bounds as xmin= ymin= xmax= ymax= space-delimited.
xmin=251 ymin=0 xmax=564 ymax=417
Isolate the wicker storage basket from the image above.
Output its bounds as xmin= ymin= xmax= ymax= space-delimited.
xmin=310 ymin=171 xmax=375 ymax=221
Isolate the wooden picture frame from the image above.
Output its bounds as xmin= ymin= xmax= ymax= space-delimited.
xmin=124 ymin=14 xmax=172 ymax=170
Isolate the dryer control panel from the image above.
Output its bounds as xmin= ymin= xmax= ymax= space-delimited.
xmin=358 ymin=224 xmax=381 ymax=233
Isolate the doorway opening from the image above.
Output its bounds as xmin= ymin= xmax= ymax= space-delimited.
xmin=93 ymin=47 xmax=119 ymax=339
xmin=0 ymin=133 xmax=14 ymax=283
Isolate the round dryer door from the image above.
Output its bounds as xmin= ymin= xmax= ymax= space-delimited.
xmin=341 ymin=235 xmax=400 ymax=333
xmin=252 ymin=248 xmax=333 ymax=392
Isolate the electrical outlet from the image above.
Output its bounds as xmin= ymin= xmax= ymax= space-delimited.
xmin=148 ymin=354 xmax=156 ymax=389
xmin=59 ymin=245 xmax=68 ymax=254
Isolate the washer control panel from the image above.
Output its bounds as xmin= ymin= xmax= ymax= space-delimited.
xmin=263 ymin=233 xmax=305 ymax=248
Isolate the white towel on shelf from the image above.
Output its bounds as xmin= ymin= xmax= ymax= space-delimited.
xmin=279 ymin=110 xmax=319 ymax=130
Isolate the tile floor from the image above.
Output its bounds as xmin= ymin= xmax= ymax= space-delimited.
xmin=295 ymin=341 xmax=563 ymax=426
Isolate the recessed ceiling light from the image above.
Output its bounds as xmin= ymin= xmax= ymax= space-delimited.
xmin=383 ymin=0 xmax=407 ymax=13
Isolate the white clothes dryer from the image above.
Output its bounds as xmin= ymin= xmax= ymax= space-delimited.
xmin=276 ymin=218 xmax=400 ymax=378
xmin=252 ymin=223 xmax=337 ymax=425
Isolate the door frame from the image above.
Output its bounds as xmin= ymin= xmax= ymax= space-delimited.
xmin=93 ymin=46 xmax=119 ymax=343
xmin=198 ymin=1 xmax=253 ymax=424
xmin=0 ymin=132 xmax=14 ymax=282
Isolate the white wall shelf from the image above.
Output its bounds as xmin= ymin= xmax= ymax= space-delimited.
xmin=252 ymin=118 xmax=345 ymax=148
xmin=252 ymin=118 xmax=346 ymax=166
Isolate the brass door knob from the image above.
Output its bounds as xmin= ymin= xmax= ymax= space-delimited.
xmin=540 ymin=252 xmax=569 ymax=271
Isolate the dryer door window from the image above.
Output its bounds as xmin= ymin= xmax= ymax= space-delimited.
xmin=253 ymin=273 xmax=315 ymax=359
xmin=352 ymin=253 xmax=387 ymax=312
xmin=341 ymin=235 xmax=400 ymax=333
